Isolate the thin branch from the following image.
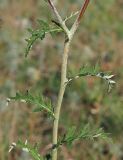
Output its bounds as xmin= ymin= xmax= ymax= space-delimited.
xmin=70 ymin=0 xmax=90 ymax=39
xmin=77 ymin=0 xmax=90 ymax=23
xmin=64 ymin=11 xmax=79 ymax=23
xmin=47 ymin=0 xmax=70 ymax=35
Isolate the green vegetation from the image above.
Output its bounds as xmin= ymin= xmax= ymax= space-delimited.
xmin=0 ymin=0 xmax=122 ymax=160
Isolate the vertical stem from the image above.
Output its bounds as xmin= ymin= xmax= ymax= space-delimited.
xmin=49 ymin=1 xmax=91 ymax=159
xmin=52 ymin=40 xmax=70 ymax=160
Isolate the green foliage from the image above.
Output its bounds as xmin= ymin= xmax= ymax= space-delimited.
xmin=25 ymin=20 xmax=63 ymax=57
xmin=56 ymin=124 xmax=111 ymax=148
xmin=79 ymin=63 xmax=100 ymax=76
xmin=9 ymin=91 xmax=55 ymax=118
xmin=68 ymin=64 xmax=116 ymax=92
xmin=17 ymin=140 xmax=43 ymax=160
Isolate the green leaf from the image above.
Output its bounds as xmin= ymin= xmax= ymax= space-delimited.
xmin=37 ymin=19 xmax=50 ymax=30
xmin=63 ymin=127 xmax=76 ymax=146
xmin=10 ymin=91 xmax=55 ymax=118
xmin=56 ymin=124 xmax=111 ymax=148
xmin=25 ymin=20 xmax=63 ymax=57
xmin=25 ymin=29 xmax=45 ymax=57
xmin=17 ymin=140 xmax=43 ymax=160
xmin=67 ymin=64 xmax=116 ymax=92
xmin=79 ymin=63 xmax=100 ymax=76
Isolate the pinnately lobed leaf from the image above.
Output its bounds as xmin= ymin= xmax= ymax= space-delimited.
xmin=25 ymin=20 xmax=63 ymax=57
xmin=56 ymin=124 xmax=111 ymax=149
xmin=67 ymin=64 xmax=116 ymax=92
xmin=9 ymin=91 xmax=55 ymax=118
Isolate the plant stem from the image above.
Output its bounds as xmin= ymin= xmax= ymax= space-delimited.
xmin=70 ymin=0 xmax=90 ymax=38
xmin=52 ymin=39 xmax=70 ymax=160
xmin=47 ymin=0 xmax=69 ymax=35
xmin=47 ymin=0 xmax=91 ymax=159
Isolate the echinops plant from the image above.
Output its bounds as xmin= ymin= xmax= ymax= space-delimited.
xmin=8 ymin=0 xmax=115 ymax=160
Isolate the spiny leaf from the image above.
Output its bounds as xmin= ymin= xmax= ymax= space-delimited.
xmin=25 ymin=20 xmax=63 ymax=57
xmin=25 ymin=29 xmax=45 ymax=57
xmin=56 ymin=124 xmax=111 ymax=148
xmin=37 ymin=19 xmax=50 ymax=30
xmin=67 ymin=64 xmax=116 ymax=92
xmin=10 ymin=91 xmax=55 ymax=118
xmin=79 ymin=63 xmax=100 ymax=76
xmin=17 ymin=140 xmax=43 ymax=160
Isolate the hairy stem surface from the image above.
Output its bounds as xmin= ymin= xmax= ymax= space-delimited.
xmin=52 ymin=40 xmax=70 ymax=160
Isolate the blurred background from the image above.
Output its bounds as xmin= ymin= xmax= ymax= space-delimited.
xmin=0 ymin=0 xmax=123 ymax=159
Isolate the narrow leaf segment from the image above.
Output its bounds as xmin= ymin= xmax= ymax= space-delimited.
xmin=53 ymin=124 xmax=111 ymax=149
xmin=10 ymin=91 xmax=55 ymax=118
xmin=9 ymin=140 xmax=43 ymax=160
xmin=67 ymin=64 xmax=116 ymax=92
xmin=25 ymin=20 xmax=63 ymax=57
